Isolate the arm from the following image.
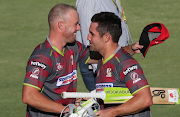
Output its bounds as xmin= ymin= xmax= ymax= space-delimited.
xmin=22 ymin=53 xmax=69 ymax=114
xmin=95 ymin=87 xmax=153 ymax=117
xmin=122 ymin=42 xmax=143 ymax=56
xmin=22 ymin=85 xmax=69 ymax=114
xmin=87 ymin=51 xmax=101 ymax=64
xmin=86 ymin=58 xmax=98 ymax=64
xmin=122 ymin=45 xmax=135 ymax=56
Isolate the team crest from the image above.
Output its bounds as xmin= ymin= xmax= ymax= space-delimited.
xmin=56 ymin=63 xmax=63 ymax=71
xmin=130 ymin=72 xmax=141 ymax=84
xmin=106 ymin=68 xmax=112 ymax=77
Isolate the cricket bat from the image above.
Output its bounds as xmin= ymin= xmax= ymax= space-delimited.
xmin=62 ymin=87 xmax=180 ymax=105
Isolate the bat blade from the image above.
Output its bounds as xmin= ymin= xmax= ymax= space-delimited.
xmin=103 ymin=87 xmax=180 ymax=105
xmin=103 ymin=87 xmax=133 ymax=104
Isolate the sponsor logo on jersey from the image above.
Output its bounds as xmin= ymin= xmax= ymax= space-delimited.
xmin=96 ymin=83 xmax=113 ymax=89
xmin=30 ymin=68 xmax=40 ymax=79
xmin=106 ymin=68 xmax=112 ymax=77
xmin=130 ymin=72 xmax=141 ymax=84
xmin=31 ymin=61 xmax=47 ymax=69
xmin=56 ymin=63 xmax=63 ymax=71
xmin=123 ymin=65 xmax=138 ymax=76
xmin=56 ymin=70 xmax=77 ymax=87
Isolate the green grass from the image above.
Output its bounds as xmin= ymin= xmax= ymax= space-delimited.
xmin=0 ymin=0 xmax=179 ymax=117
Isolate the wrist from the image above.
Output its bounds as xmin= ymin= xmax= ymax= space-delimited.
xmin=130 ymin=45 xmax=135 ymax=56
xmin=108 ymin=108 xmax=119 ymax=117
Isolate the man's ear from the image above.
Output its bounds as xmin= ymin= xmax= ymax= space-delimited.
xmin=58 ymin=21 xmax=64 ymax=30
xmin=104 ymin=33 xmax=111 ymax=43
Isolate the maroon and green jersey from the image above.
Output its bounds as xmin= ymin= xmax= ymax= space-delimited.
xmin=23 ymin=36 xmax=90 ymax=117
xmin=96 ymin=46 xmax=151 ymax=117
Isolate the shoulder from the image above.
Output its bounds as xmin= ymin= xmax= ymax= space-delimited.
xmin=32 ymin=40 xmax=53 ymax=57
xmin=28 ymin=40 xmax=55 ymax=66
xmin=115 ymin=48 xmax=135 ymax=62
xmin=113 ymin=48 xmax=141 ymax=70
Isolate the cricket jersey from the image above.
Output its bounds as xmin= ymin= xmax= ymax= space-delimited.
xmin=96 ymin=46 xmax=151 ymax=117
xmin=23 ymin=36 xmax=90 ymax=117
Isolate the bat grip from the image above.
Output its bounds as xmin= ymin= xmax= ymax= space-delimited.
xmin=62 ymin=91 xmax=106 ymax=100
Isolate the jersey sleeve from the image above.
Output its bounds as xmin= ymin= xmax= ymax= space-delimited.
xmin=23 ymin=54 xmax=53 ymax=90
xmin=120 ymin=58 xmax=149 ymax=95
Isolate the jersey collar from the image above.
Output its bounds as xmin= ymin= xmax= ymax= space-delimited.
xmin=102 ymin=46 xmax=121 ymax=64
xmin=46 ymin=35 xmax=65 ymax=56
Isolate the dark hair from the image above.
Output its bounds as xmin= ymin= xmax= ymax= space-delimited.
xmin=91 ymin=12 xmax=122 ymax=43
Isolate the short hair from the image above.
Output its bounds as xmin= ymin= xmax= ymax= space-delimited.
xmin=48 ymin=4 xmax=76 ymax=29
xmin=91 ymin=12 xmax=122 ymax=43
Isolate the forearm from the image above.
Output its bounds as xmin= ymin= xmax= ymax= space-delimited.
xmin=122 ymin=45 xmax=135 ymax=56
xmin=122 ymin=42 xmax=144 ymax=56
xmin=22 ymin=85 xmax=67 ymax=114
xmin=86 ymin=58 xmax=99 ymax=64
xmin=96 ymin=87 xmax=153 ymax=117
xmin=109 ymin=93 xmax=152 ymax=116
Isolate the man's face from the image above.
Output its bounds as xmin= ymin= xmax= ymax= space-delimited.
xmin=87 ymin=22 xmax=104 ymax=52
xmin=63 ymin=10 xmax=81 ymax=43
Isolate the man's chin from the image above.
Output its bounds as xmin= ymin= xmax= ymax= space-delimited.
xmin=69 ymin=38 xmax=76 ymax=43
xmin=89 ymin=47 xmax=95 ymax=51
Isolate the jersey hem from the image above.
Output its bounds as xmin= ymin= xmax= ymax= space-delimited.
xmin=23 ymin=83 xmax=41 ymax=91
xmin=132 ymin=85 xmax=150 ymax=95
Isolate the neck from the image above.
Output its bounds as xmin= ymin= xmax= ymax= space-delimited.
xmin=100 ymin=43 xmax=118 ymax=61
xmin=48 ymin=31 xmax=66 ymax=52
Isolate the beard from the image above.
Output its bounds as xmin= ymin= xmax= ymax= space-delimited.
xmin=64 ymin=26 xmax=76 ymax=43
xmin=89 ymin=45 xmax=97 ymax=52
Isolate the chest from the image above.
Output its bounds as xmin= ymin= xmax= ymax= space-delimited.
xmin=96 ymin=61 xmax=125 ymax=90
xmin=46 ymin=49 xmax=78 ymax=86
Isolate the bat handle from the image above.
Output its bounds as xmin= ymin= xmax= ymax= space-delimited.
xmin=62 ymin=91 xmax=106 ymax=100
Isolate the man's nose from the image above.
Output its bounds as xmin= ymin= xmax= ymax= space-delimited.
xmin=77 ymin=24 xmax=81 ymax=31
xmin=87 ymin=33 xmax=91 ymax=40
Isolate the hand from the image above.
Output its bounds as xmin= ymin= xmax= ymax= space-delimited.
xmin=75 ymin=98 xmax=82 ymax=107
xmin=131 ymin=42 xmax=143 ymax=53
xmin=95 ymin=109 xmax=116 ymax=117
xmin=131 ymin=42 xmax=144 ymax=58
